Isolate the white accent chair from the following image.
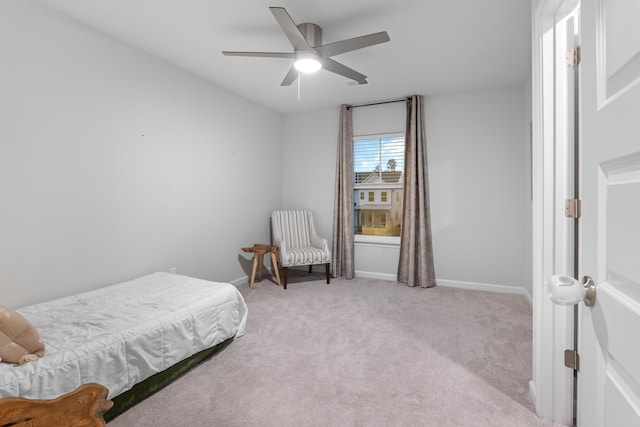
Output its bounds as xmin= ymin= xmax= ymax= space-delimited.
xmin=271 ymin=210 xmax=331 ymax=289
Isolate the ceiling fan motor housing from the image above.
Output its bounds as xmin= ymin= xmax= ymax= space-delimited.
xmin=297 ymin=23 xmax=322 ymax=49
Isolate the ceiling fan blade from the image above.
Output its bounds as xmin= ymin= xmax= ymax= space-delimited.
xmin=222 ymin=51 xmax=295 ymax=58
xmin=321 ymin=58 xmax=368 ymax=85
xmin=316 ymin=31 xmax=390 ymax=58
xmin=269 ymin=7 xmax=312 ymax=51
xmin=280 ymin=66 xmax=299 ymax=86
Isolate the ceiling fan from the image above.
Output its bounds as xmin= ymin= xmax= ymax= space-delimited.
xmin=222 ymin=7 xmax=390 ymax=86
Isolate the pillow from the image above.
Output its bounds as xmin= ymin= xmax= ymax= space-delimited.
xmin=0 ymin=304 xmax=45 ymax=365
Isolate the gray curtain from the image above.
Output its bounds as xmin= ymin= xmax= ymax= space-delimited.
xmin=332 ymin=104 xmax=355 ymax=279
xmin=398 ymin=95 xmax=436 ymax=288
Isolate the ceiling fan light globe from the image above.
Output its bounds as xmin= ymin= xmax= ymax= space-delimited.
xmin=294 ymin=58 xmax=321 ymax=73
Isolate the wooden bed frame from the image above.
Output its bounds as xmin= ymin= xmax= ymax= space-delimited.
xmin=0 ymin=383 xmax=112 ymax=427
xmin=0 ymin=337 xmax=234 ymax=425
xmin=0 ymin=273 xmax=246 ymax=423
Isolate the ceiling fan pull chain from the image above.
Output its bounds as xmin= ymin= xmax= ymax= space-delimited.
xmin=297 ymin=71 xmax=301 ymax=101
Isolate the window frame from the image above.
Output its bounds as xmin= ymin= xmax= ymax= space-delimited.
xmin=353 ymin=132 xmax=405 ymax=246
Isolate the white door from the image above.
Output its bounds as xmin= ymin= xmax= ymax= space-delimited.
xmin=578 ymin=0 xmax=640 ymax=425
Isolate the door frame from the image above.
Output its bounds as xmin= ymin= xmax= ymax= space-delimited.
xmin=531 ymin=0 xmax=581 ymax=424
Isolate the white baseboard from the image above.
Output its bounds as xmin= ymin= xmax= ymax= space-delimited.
xmin=437 ymin=278 xmax=530 ymax=299
xmin=232 ymin=272 xmax=533 ymax=306
xmin=529 ymin=380 xmax=537 ymax=410
xmin=228 ymin=276 xmax=247 ymax=287
xmin=524 ymin=289 xmax=533 ymax=307
xmin=353 ymin=273 xmax=532 ymax=304
xmin=354 ymin=270 xmax=397 ymax=281
xmin=228 ymin=267 xmax=278 ymax=288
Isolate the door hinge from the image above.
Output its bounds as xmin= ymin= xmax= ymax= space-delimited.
xmin=565 ymin=198 xmax=582 ymax=219
xmin=565 ymin=349 xmax=580 ymax=371
xmin=566 ymin=46 xmax=581 ymax=67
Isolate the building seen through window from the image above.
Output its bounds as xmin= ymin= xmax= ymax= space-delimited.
xmin=353 ymin=135 xmax=404 ymax=238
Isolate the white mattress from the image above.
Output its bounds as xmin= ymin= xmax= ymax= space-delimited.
xmin=0 ymin=272 xmax=247 ymax=399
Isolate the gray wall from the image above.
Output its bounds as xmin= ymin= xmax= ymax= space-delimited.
xmin=281 ymin=109 xmax=338 ymax=241
xmin=2 ymin=0 xmax=533 ymax=308
xmin=282 ymin=87 xmax=530 ymax=291
xmin=1 ymin=1 xmax=283 ymax=308
xmin=427 ymin=88 xmax=528 ymax=289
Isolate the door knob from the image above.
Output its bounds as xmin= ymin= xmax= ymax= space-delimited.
xmin=582 ymin=276 xmax=597 ymax=307
xmin=546 ymin=275 xmax=597 ymax=307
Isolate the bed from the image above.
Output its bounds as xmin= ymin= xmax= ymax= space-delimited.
xmin=0 ymin=272 xmax=247 ymax=420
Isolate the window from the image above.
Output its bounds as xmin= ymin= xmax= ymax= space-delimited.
xmin=353 ymin=134 xmax=404 ymax=241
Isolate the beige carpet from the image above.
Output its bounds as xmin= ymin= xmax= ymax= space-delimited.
xmin=108 ymin=274 xmax=563 ymax=426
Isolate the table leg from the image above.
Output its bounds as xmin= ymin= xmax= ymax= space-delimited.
xmin=250 ymin=255 xmax=259 ymax=288
xmin=257 ymin=253 xmax=264 ymax=282
xmin=270 ymin=252 xmax=282 ymax=287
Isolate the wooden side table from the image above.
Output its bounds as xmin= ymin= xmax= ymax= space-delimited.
xmin=241 ymin=244 xmax=282 ymax=288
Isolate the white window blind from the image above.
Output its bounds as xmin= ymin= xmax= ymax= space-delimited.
xmin=353 ymin=135 xmax=405 ymax=240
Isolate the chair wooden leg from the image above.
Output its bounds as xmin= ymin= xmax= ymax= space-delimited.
xmin=325 ymin=263 xmax=331 ymax=284
xmin=283 ymin=267 xmax=288 ymax=290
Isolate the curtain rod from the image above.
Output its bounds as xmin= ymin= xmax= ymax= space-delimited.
xmin=346 ymin=98 xmax=406 ymax=110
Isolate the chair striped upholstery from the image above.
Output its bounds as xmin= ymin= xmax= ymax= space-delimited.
xmin=271 ymin=210 xmax=331 ymax=288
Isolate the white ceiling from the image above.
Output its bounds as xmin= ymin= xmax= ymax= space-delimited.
xmin=36 ymin=0 xmax=532 ymax=114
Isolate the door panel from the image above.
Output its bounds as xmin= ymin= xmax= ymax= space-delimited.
xmin=606 ymin=169 xmax=640 ymax=297
xmin=600 ymin=0 xmax=640 ymax=99
xmin=579 ymin=0 xmax=640 ymax=425
xmin=605 ymin=376 xmax=640 ymax=427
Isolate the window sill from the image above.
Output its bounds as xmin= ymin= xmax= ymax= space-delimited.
xmin=354 ymin=235 xmax=400 ymax=247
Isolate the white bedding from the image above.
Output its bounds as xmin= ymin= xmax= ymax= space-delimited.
xmin=0 ymin=272 xmax=247 ymax=399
